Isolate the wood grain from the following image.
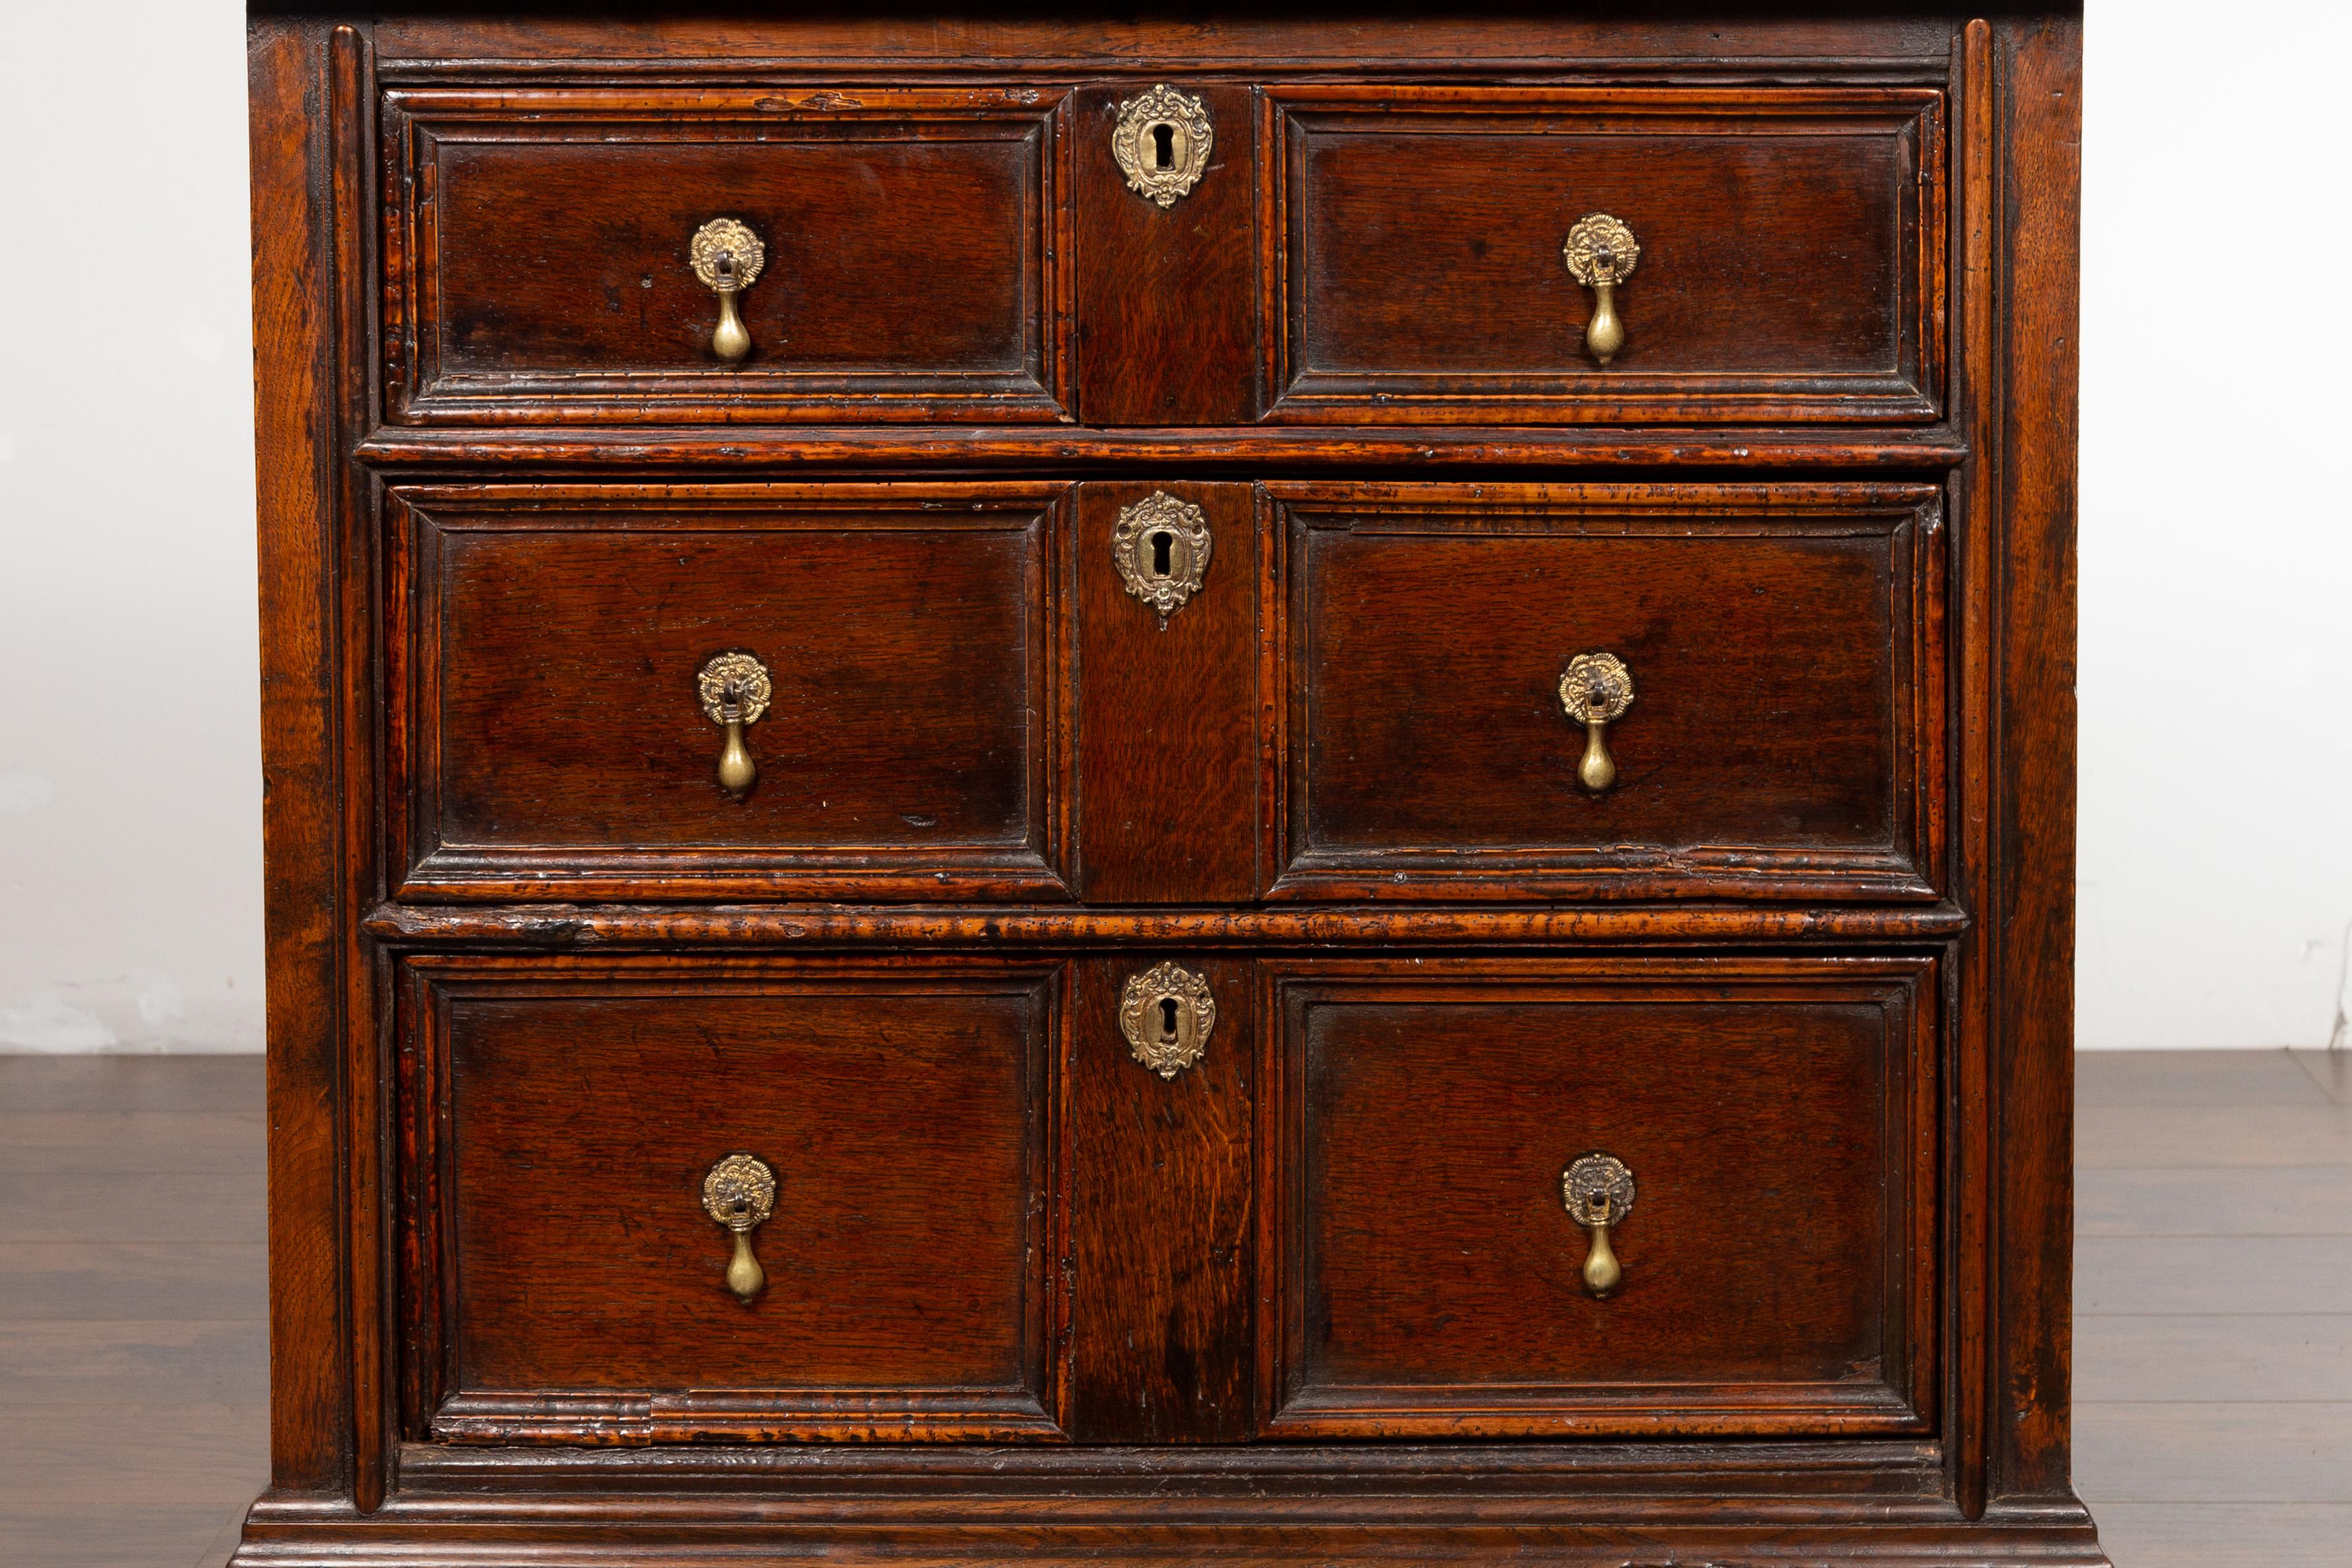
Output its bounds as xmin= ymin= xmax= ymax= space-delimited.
xmin=1062 ymin=956 xmax=1255 ymax=1442
xmin=0 ymin=1319 xmax=269 ymax=1404
xmin=0 ymin=1171 xmax=265 ymax=1243
xmin=356 ymin=425 xmax=1973 ymax=470
xmin=2077 ymin=1166 xmax=2352 ymax=1236
xmin=0 ymin=1053 xmax=262 ymax=1112
xmin=1259 ymin=955 xmax=1936 ymax=1439
xmin=364 ymin=902 xmax=1969 ymax=948
xmin=0 ymin=1244 xmax=270 ymax=1322
xmin=0 ymin=1112 xmax=263 ymax=1174
xmin=1990 ymin=9 xmax=2087 ymax=1505
xmin=1267 ymin=482 xmax=1943 ymax=901
xmin=1074 ymin=482 xmax=1257 ymax=902
xmin=1265 ymin=86 xmax=1943 ymax=424
xmin=2078 ymin=1104 xmax=2352 ymax=1170
xmin=401 ymin=955 xmax=1064 ymax=1443
xmin=21 ymin=1059 xmax=2342 ymax=1568
xmin=1074 ymin=84 xmax=1258 ymax=425
xmin=383 ymin=86 xmax=1073 ymax=424
xmin=368 ymin=15 xmax=1963 ymax=68
xmin=249 ymin=11 xmax=352 ymax=1495
xmin=2075 ymin=1238 xmax=2352 ymax=1317
xmin=386 ymin=483 xmax=1074 ymax=901
xmin=2075 ymin=1316 xmax=2352 ymax=1404
xmin=2078 ymin=1048 xmax=2332 ymax=1108
xmin=242 ymin=9 xmax=2096 ymax=1564
xmin=2076 ymin=1404 xmax=2352 ymax=1505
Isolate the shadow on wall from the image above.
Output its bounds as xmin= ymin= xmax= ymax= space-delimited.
xmin=0 ymin=974 xmax=260 ymax=1054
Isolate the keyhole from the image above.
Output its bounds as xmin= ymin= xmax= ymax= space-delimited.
xmin=1158 ymin=997 xmax=1180 ymax=1042
xmin=1151 ymin=530 xmax=1173 ymax=577
xmin=1152 ymin=122 xmax=1176 ymax=170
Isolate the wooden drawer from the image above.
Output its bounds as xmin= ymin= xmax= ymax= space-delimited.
xmin=1260 ymin=955 xmax=1937 ymax=1439
xmin=380 ymin=86 xmax=1072 ymax=424
xmin=385 ymin=484 xmax=1071 ymax=900
xmin=1264 ymin=86 xmax=1945 ymax=425
xmin=395 ymin=955 xmax=1064 ymax=1443
xmin=1267 ymin=482 xmax=1946 ymax=902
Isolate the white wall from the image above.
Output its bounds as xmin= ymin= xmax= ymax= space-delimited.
xmin=2078 ymin=1 xmax=2352 ymax=1046
xmin=0 ymin=3 xmax=262 ymax=1051
xmin=0 ymin=3 xmax=2345 ymax=1051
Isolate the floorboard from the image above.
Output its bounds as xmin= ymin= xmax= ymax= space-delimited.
xmin=2076 ymin=1235 xmax=2352 ymax=1315
xmin=0 ymin=1170 xmax=267 ymax=1242
xmin=0 ymin=1112 xmax=266 ymax=1174
xmin=0 ymin=1054 xmax=263 ymax=1113
xmin=1 ymin=1049 xmax=2348 ymax=1565
xmin=2074 ymin=1313 xmax=2352 ymax=1402
xmin=2072 ymin=1048 xmax=2352 ymax=1565
xmin=2074 ymin=1401 xmax=2352 ymax=1503
xmin=2077 ymin=1102 xmax=2352 ymax=1170
xmin=2076 ymin=1163 xmax=2352 ymax=1235
xmin=2090 ymin=1503 xmax=2352 ymax=1568
xmin=2076 ymin=1047 xmax=2333 ymax=1108
xmin=0 ymin=1321 xmax=269 ymax=1404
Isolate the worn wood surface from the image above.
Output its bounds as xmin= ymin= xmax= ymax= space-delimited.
xmin=385 ymin=484 xmax=1073 ymax=901
xmin=1266 ymin=86 xmax=1944 ymax=423
xmin=1073 ymin=83 xmax=1259 ymax=425
xmin=248 ymin=15 xmax=349 ymax=1498
xmin=383 ymin=87 xmax=1073 ymax=424
xmin=10 ymin=1054 xmax=2348 ymax=1567
xmin=1061 ymin=956 xmax=1256 ymax=1441
xmin=399 ymin=956 xmax=1062 ymax=1443
xmin=1260 ymin=956 xmax=1936 ymax=1438
xmin=1073 ymin=482 xmax=1259 ymax=903
xmin=243 ymin=9 xmax=2091 ymax=1563
xmin=1267 ymin=482 xmax=1943 ymax=901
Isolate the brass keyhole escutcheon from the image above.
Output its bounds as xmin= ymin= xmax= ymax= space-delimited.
xmin=1562 ymin=214 xmax=1641 ymax=366
xmin=1562 ymin=1152 xmax=1636 ymax=1299
xmin=1558 ymin=651 xmax=1635 ymax=792
xmin=1119 ymin=962 xmax=1217 ymax=1079
xmin=689 ymin=218 xmax=766 ymax=364
xmin=1111 ymin=491 xmax=1213 ymax=627
xmin=1112 ymin=83 xmax=1213 ymax=207
xmin=697 ymin=651 xmax=773 ymax=800
xmin=701 ymin=1153 xmax=779 ymax=1303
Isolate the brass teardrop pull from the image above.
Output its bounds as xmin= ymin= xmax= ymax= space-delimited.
xmin=689 ymin=218 xmax=766 ymax=365
xmin=701 ymin=1153 xmax=778 ymax=1303
xmin=1562 ymin=214 xmax=1640 ymax=366
xmin=1558 ymin=651 xmax=1635 ymax=792
xmin=697 ymin=652 xmax=773 ymax=800
xmin=1562 ymin=1152 xmax=1636 ymax=1299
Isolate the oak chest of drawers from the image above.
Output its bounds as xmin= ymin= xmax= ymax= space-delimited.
xmin=243 ymin=6 xmax=2094 ymax=1563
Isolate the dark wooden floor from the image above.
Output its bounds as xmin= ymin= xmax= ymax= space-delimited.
xmin=2073 ymin=1048 xmax=2352 ymax=1564
xmin=2 ymin=1050 xmax=2346 ymax=1567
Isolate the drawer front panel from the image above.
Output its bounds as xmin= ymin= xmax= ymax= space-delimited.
xmin=1261 ymin=956 xmax=1937 ymax=1438
xmin=1269 ymin=482 xmax=1945 ymax=902
xmin=387 ymin=484 xmax=1071 ymax=901
xmin=1266 ymin=87 xmax=1944 ymax=424
xmin=398 ymin=956 xmax=1065 ymax=1443
xmin=382 ymin=88 xmax=1071 ymax=424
